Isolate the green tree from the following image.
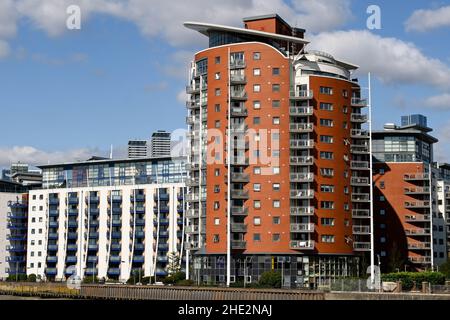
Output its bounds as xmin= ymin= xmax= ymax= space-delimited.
xmin=439 ymin=259 xmax=450 ymax=279
xmin=167 ymin=252 xmax=181 ymax=275
xmin=258 ymin=271 xmax=282 ymax=288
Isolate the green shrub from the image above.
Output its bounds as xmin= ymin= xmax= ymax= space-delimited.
xmin=141 ymin=277 xmax=152 ymax=285
xmin=27 ymin=274 xmax=37 ymax=282
xmin=176 ymin=279 xmax=195 ymax=286
xmin=258 ymin=271 xmax=282 ymax=288
xmin=439 ymin=260 xmax=450 ymax=279
xmin=381 ymin=272 xmax=446 ymax=291
xmin=163 ymin=271 xmax=186 ymax=285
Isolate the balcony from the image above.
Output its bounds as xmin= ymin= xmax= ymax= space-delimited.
xmin=45 ymin=268 xmax=57 ymax=275
xmin=290 ymin=156 xmax=314 ymax=166
xmin=67 ymin=197 xmax=79 ymax=205
xmin=350 ymin=145 xmax=369 ymax=154
xmin=290 ymin=189 xmax=314 ymax=199
xmin=351 ymin=97 xmax=368 ymax=107
xmin=85 ymin=268 xmax=98 ymax=275
xmin=68 ymin=232 xmax=78 ymax=240
xmin=49 ymin=209 xmax=59 ymax=217
xmin=351 ymin=177 xmax=370 ymax=186
xmin=186 ymin=85 xmax=200 ymax=94
xmin=185 ymin=242 xmax=200 ymax=250
xmin=231 ymin=206 xmax=248 ymax=216
xmin=350 ymin=113 xmax=368 ymax=123
xmin=290 ymin=223 xmax=315 ymax=233
xmin=408 ymin=256 xmax=431 ymax=264
xmin=352 ymin=209 xmax=370 ymax=218
xmin=404 ymin=201 xmax=430 ymax=209
xmin=229 ymin=106 xmax=248 ymax=117
xmin=88 ymin=196 xmax=100 ymax=204
xmin=230 ymin=190 xmax=249 ymax=199
xmin=49 ymin=198 xmax=59 ymax=205
xmin=353 ymin=242 xmax=371 ymax=251
xmin=289 ymin=106 xmax=313 ymax=116
xmin=133 ymin=256 xmax=145 ymax=263
xmin=47 ymin=256 xmax=58 ymax=263
xmin=88 ymin=244 xmax=99 ymax=251
xmin=230 ymin=60 xmax=246 ymax=69
xmin=352 ymin=225 xmax=371 ymax=234
xmin=67 ymin=209 xmax=78 ymax=217
xmin=230 ymin=90 xmax=247 ymax=101
xmin=350 ymin=161 xmax=369 ymax=170
xmin=231 ymin=223 xmax=247 ymax=233
xmin=408 ymin=242 xmax=431 ymax=250
xmin=66 ymin=256 xmax=77 ymax=263
xmin=226 ymin=157 xmax=249 ymax=166
xmin=290 ymin=206 xmax=314 ymax=216
xmin=185 ymin=225 xmax=199 ymax=234
xmin=230 ymin=74 xmax=247 ymax=84
xmin=351 ymin=193 xmax=370 ymax=202
xmin=290 ymin=123 xmax=314 ymax=133
xmin=108 ymin=268 xmax=120 ymax=275
xmin=6 ymin=256 xmax=25 ymax=263
xmin=48 ymin=244 xmax=58 ymax=251
xmin=109 ymin=195 xmax=123 ymax=203
xmin=231 ymin=240 xmax=246 ymax=250
xmin=290 ymin=172 xmax=314 ymax=182
xmin=48 ymin=233 xmax=58 ymax=240
xmin=289 ymin=89 xmax=313 ymax=100
xmin=405 ymin=214 xmax=430 ymax=222
xmin=49 ymin=221 xmax=59 ymax=228
xmin=66 ymin=244 xmax=78 ymax=251
xmin=67 ymin=220 xmax=78 ymax=228
xmin=403 ymin=173 xmax=429 ymax=181
xmin=404 ymin=187 xmax=430 ymax=194
xmin=405 ymin=228 xmax=430 ymax=236
xmin=351 ymin=129 xmax=369 ymax=138
xmin=157 ymin=256 xmax=168 ymax=263
xmin=290 ymin=240 xmax=315 ymax=250
xmin=290 ymin=139 xmax=314 ymax=149
xmin=6 ymin=245 xmax=26 ymax=252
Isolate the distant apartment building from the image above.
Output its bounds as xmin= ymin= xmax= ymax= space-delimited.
xmin=128 ymin=140 xmax=149 ymax=159
xmin=26 ymin=156 xmax=187 ymax=282
xmin=184 ymin=14 xmax=370 ymax=288
xmin=436 ymin=163 xmax=450 ymax=259
xmin=372 ymin=115 xmax=447 ymax=272
xmin=2 ymin=163 xmax=41 ymax=185
xmin=0 ymin=180 xmax=29 ymax=280
xmin=150 ymin=130 xmax=171 ymax=157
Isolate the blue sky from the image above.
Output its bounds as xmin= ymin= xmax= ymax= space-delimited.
xmin=1 ymin=0 xmax=450 ymax=167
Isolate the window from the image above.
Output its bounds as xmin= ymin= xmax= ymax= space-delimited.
xmin=320 ymin=86 xmax=333 ymax=95
xmin=380 ymin=209 xmax=385 ymax=216
xmin=214 ymin=201 xmax=220 ymax=210
xmin=253 ymin=217 xmax=261 ymax=225
xmin=253 ymin=52 xmax=261 ymax=60
xmin=273 ymin=167 xmax=280 ymax=174
xmin=39 ymin=206 xmax=43 ymax=211
xmin=320 ymin=151 xmax=333 ymax=160
xmin=273 ymin=117 xmax=280 ymax=125
xmin=273 ymin=200 xmax=280 ymax=208
xmin=215 ymin=120 xmax=220 ymax=128
xmin=254 ymin=200 xmax=261 ymax=209
xmin=379 ymin=168 xmax=385 ymax=175
xmin=273 ymin=216 xmax=280 ymax=224
xmin=31 ymin=229 xmax=35 ymax=234
xmin=215 ymin=88 xmax=221 ymax=96
xmin=213 ymin=234 xmax=220 ymax=243
xmin=380 ymin=237 xmax=386 ymax=243
xmin=320 ymin=185 xmax=335 ymax=193
xmin=253 ymin=100 xmax=261 ymax=109
xmin=31 ymin=240 xmax=35 ymax=246
xmin=321 ymin=218 xmax=335 ymax=226
xmin=320 ymin=119 xmax=333 ymax=127
xmin=344 ymin=203 xmax=349 ymax=211
xmin=272 ymin=132 xmax=280 ymax=140
xmin=272 ymin=68 xmax=280 ymax=75
xmin=272 ymin=84 xmax=280 ymax=92
xmin=215 ymin=104 xmax=220 ymax=112
xmin=272 ymin=100 xmax=280 ymax=108
xmin=320 ymin=135 xmax=333 ymax=143
xmin=253 ymin=68 xmax=261 ymax=76
xmin=215 ymin=169 xmax=220 ymax=176
xmin=342 ymin=89 xmax=348 ymax=97
xmin=342 ymin=106 xmax=348 ymax=114
xmin=214 ymin=185 xmax=220 ymax=193
xmin=39 ymin=195 xmax=43 ymax=200
xmin=320 ymin=168 xmax=334 ymax=177
xmin=342 ymin=121 xmax=348 ymax=129
xmin=380 ymin=196 xmax=385 ymax=202
xmin=321 ymin=235 xmax=335 ymax=243
xmin=253 ymin=183 xmax=261 ymax=192
xmin=320 ymin=102 xmax=333 ymax=111
xmin=38 ymin=240 xmax=42 ymax=245
xmin=215 ymin=56 xmax=221 ymax=64
xmin=32 ymin=195 xmax=36 ymax=200
xmin=272 ymin=233 xmax=280 ymax=242
xmin=253 ymin=117 xmax=260 ymax=125
xmin=273 ymin=183 xmax=280 ymax=191
xmin=215 ymin=72 xmax=221 ymax=80
xmin=214 ymin=218 xmax=220 ymax=225
xmin=380 ymin=181 xmax=385 ymax=189
xmin=253 ymin=233 xmax=261 ymax=241
xmin=32 ymin=217 xmax=36 ymax=223
xmin=254 ymin=167 xmax=261 ymax=175
xmin=321 ymin=201 xmax=334 ymax=209
xmin=253 ymin=84 xmax=261 ymax=92
xmin=380 ymin=223 xmax=386 ymax=229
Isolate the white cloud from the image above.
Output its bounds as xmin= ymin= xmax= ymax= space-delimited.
xmin=0 ymin=40 xmax=10 ymax=58
xmin=434 ymin=121 xmax=450 ymax=162
xmin=423 ymin=93 xmax=450 ymax=110
xmin=177 ymin=89 xmax=188 ymax=105
xmin=405 ymin=5 xmax=450 ymax=32
xmin=0 ymin=146 xmax=107 ymax=168
xmin=309 ymin=30 xmax=450 ymax=90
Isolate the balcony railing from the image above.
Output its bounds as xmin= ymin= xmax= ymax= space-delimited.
xmin=351 ymin=129 xmax=369 ymax=138
xmin=352 ymin=225 xmax=371 ymax=234
xmin=404 ymin=173 xmax=430 ymax=181
xmin=353 ymin=242 xmax=371 ymax=251
xmin=230 ymin=74 xmax=247 ymax=83
xmin=350 ymin=113 xmax=368 ymax=122
xmin=290 ymin=189 xmax=314 ymax=199
xmin=290 ymin=156 xmax=314 ymax=165
xmin=231 ymin=206 xmax=248 ymax=216
xmin=289 ymin=106 xmax=313 ymax=116
xmin=352 ymin=209 xmax=370 ymax=218
xmin=350 ymin=161 xmax=369 ymax=170
xmin=230 ymin=190 xmax=249 ymax=199
xmin=290 ymin=240 xmax=315 ymax=250
xmin=230 ymin=90 xmax=248 ymax=100
xmin=229 ymin=106 xmax=248 ymax=117
xmin=229 ymin=60 xmax=246 ymax=69
xmin=290 ymin=139 xmax=314 ymax=149
xmin=231 ymin=223 xmax=248 ymax=233
xmin=290 ymin=206 xmax=314 ymax=216
xmin=290 ymin=172 xmax=314 ymax=182
xmin=350 ymin=145 xmax=370 ymax=154
xmin=405 ymin=228 xmax=430 ymax=236
xmin=231 ymin=240 xmax=246 ymax=249
xmin=351 ymin=193 xmax=370 ymax=202
xmin=290 ymin=223 xmax=315 ymax=233
xmin=351 ymin=177 xmax=369 ymax=186
xmin=404 ymin=201 xmax=430 ymax=208
xmin=289 ymin=123 xmax=314 ymax=132
xmin=408 ymin=256 xmax=431 ymax=264
xmin=408 ymin=242 xmax=431 ymax=250
xmin=405 ymin=214 xmax=430 ymax=222
xmin=289 ymin=90 xmax=313 ymax=99
xmin=351 ymin=97 xmax=368 ymax=107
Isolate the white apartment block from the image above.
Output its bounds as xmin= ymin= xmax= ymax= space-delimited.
xmin=26 ymin=156 xmax=187 ymax=282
